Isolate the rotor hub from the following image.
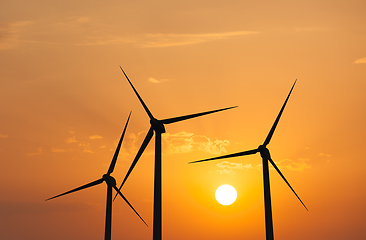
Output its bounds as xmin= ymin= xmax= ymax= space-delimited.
xmin=258 ymin=145 xmax=271 ymax=160
xmin=150 ymin=118 xmax=166 ymax=133
xmin=103 ymin=174 xmax=116 ymax=186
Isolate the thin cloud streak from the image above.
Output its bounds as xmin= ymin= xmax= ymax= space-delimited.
xmin=1 ymin=19 xmax=257 ymax=48
xmin=294 ymin=27 xmax=323 ymax=32
xmin=73 ymin=16 xmax=90 ymax=23
xmin=148 ymin=77 xmax=170 ymax=83
xmin=139 ymin=31 xmax=258 ymax=48
xmin=77 ymin=31 xmax=258 ymax=47
xmin=0 ymin=21 xmax=33 ymax=50
xmin=77 ymin=35 xmax=136 ymax=46
xmin=354 ymin=57 xmax=366 ymax=64
xmin=89 ymin=135 xmax=103 ymax=140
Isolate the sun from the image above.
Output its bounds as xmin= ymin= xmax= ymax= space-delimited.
xmin=215 ymin=184 xmax=237 ymax=205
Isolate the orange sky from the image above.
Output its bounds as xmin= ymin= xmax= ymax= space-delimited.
xmin=1 ymin=0 xmax=366 ymax=239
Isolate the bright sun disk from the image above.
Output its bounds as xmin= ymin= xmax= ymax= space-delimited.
xmin=215 ymin=184 xmax=237 ymax=205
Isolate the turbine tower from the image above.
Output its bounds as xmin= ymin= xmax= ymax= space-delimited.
xmin=46 ymin=112 xmax=147 ymax=240
xmin=190 ymin=80 xmax=307 ymax=240
xmin=116 ymin=67 xmax=237 ymax=240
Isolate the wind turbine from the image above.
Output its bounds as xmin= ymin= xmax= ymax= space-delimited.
xmin=190 ymin=80 xmax=307 ymax=240
xmin=116 ymin=67 xmax=237 ymax=240
xmin=46 ymin=112 xmax=147 ymax=240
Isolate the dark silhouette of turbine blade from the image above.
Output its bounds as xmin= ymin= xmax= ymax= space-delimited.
xmin=107 ymin=111 xmax=132 ymax=175
xmin=46 ymin=178 xmax=104 ymax=201
xmin=120 ymin=66 xmax=154 ymax=120
xmin=161 ymin=106 xmax=238 ymax=125
xmin=114 ymin=127 xmax=154 ymax=201
xmin=263 ymin=80 xmax=297 ymax=146
xmin=268 ymin=157 xmax=308 ymax=211
xmin=120 ymin=127 xmax=154 ymax=187
xmin=113 ymin=185 xmax=148 ymax=226
xmin=189 ymin=149 xmax=258 ymax=164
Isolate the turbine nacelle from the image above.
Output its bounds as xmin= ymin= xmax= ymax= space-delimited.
xmin=119 ymin=67 xmax=239 ymax=240
xmin=150 ymin=118 xmax=166 ymax=133
xmin=188 ymin=80 xmax=308 ymax=240
xmin=258 ymin=145 xmax=271 ymax=160
xmin=46 ymin=112 xmax=149 ymax=239
xmin=103 ymin=174 xmax=117 ymax=186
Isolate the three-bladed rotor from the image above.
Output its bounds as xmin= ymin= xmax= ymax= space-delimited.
xmin=116 ymin=66 xmax=237 ymax=192
xmin=46 ymin=112 xmax=147 ymax=240
xmin=116 ymin=67 xmax=237 ymax=240
xmin=190 ymin=80 xmax=308 ymax=211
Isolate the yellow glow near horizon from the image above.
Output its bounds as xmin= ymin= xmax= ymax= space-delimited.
xmin=215 ymin=184 xmax=237 ymax=205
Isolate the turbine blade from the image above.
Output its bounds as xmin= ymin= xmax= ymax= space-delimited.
xmin=161 ymin=106 xmax=238 ymax=125
xmin=113 ymin=185 xmax=148 ymax=226
xmin=268 ymin=158 xmax=308 ymax=211
xmin=263 ymin=80 xmax=297 ymax=146
xmin=46 ymin=178 xmax=104 ymax=201
xmin=120 ymin=67 xmax=154 ymax=120
xmin=107 ymin=111 xmax=132 ymax=175
xmin=113 ymin=127 xmax=154 ymax=200
xmin=189 ymin=149 xmax=258 ymax=164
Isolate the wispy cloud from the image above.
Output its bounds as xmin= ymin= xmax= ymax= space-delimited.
xmin=319 ymin=153 xmax=331 ymax=157
xmin=0 ymin=134 xmax=8 ymax=138
xmin=89 ymin=135 xmax=103 ymax=140
xmin=275 ymin=158 xmax=311 ymax=171
xmin=51 ymin=148 xmax=67 ymax=153
xmin=216 ymin=161 xmax=254 ymax=175
xmin=78 ymin=142 xmax=93 ymax=153
xmin=197 ymin=138 xmax=230 ymax=155
xmin=1 ymin=18 xmax=257 ymax=49
xmin=353 ymin=57 xmax=366 ymax=64
xmin=0 ymin=21 xmax=33 ymax=50
xmin=54 ymin=130 xmax=116 ymax=156
xmin=73 ymin=16 xmax=90 ymax=23
xmin=115 ymin=131 xmax=156 ymax=158
xmin=55 ymin=130 xmax=229 ymax=160
xmin=65 ymin=136 xmax=77 ymax=143
xmin=148 ymin=77 xmax=170 ymax=83
xmin=163 ymin=131 xmax=230 ymax=155
xmin=214 ymin=158 xmax=311 ymax=174
xmin=163 ymin=132 xmax=194 ymax=154
xmin=78 ymin=31 xmax=258 ymax=47
xmin=26 ymin=147 xmax=43 ymax=156
xmin=139 ymin=31 xmax=258 ymax=48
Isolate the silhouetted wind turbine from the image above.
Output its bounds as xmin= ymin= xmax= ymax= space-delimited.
xmin=116 ymin=67 xmax=237 ymax=240
xmin=46 ymin=112 xmax=147 ymax=240
xmin=190 ymin=80 xmax=307 ymax=240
